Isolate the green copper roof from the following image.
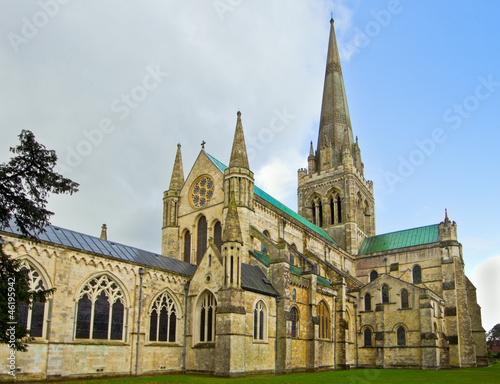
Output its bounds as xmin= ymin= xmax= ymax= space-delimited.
xmin=205 ymin=152 xmax=337 ymax=245
xmin=290 ymin=265 xmax=301 ymax=276
xmin=358 ymin=224 xmax=440 ymax=255
xmin=317 ymin=275 xmax=331 ymax=287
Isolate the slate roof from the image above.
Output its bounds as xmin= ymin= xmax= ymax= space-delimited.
xmin=358 ymin=224 xmax=440 ymax=255
xmin=205 ymin=152 xmax=337 ymax=245
xmin=1 ymin=222 xmax=198 ymax=276
xmin=1 ymin=223 xmax=280 ymax=296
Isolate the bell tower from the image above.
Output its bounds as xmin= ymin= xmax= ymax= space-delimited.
xmin=298 ymin=19 xmax=375 ymax=254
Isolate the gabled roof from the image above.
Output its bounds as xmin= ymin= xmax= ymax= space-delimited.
xmin=0 ymin=222 xmax=197 ymax=276
xmin=358 ymin=224 xmax=440 ymax=255
xmin=205 ymin=152 xmax=337 ymax=245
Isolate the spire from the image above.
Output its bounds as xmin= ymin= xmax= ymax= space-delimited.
xmin=229 ymin=111 xmax=249 ymax=169
xmin=168 ymin=143 xmax=184 ymax=192
xmin=317 ymin=19 xmax=354 ymax=170
xmin=100 ymin=224 xmax=107 ymax=240
xmin=222 ymin=192 xmax=243 ymax=244
xmin=309 ymin=141 xmax=315 ymax=157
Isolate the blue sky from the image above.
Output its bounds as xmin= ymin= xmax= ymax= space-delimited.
xmin=1 ymin=0 xmax=499 ymax=330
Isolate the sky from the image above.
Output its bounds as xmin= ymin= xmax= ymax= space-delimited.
xmin=1 ymin=1 xmax=499 ymax=331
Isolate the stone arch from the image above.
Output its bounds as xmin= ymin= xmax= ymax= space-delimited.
xmin=196 ymin=214 xmax=208 ymax=265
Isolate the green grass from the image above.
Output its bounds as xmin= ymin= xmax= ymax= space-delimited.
xmin=53 ymin=363 xmax=499 ymax=384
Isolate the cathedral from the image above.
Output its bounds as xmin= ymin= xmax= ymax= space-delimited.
xmin=0 ymin=20 xmax=488 ymax=380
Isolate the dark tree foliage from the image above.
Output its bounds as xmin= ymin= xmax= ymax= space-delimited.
xmin=0 ymin=130 xmax=78 ymax=351
xmin=487 ymin=323 xmax=500 ymax=344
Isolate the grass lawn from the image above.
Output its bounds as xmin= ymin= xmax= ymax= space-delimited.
xmin=52 ymin=362 xmax=499 ymax=384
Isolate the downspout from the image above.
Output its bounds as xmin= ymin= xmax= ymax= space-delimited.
xmin=135 ymin=267 xmax=145 ymax=376
xmin=334 ymin=297 xmax=337 ymax=369
xmin=275 ymin=295 xmax=281 ymax=374
xmin=182 ymin=281 xmax=190 ymax=373
xmin=354 ymin=303 xmax=359 ymax=368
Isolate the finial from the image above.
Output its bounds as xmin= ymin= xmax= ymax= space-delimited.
xmin=201 ymin=140 xmax=206 ymax=150
xmin=177 ymin=143 xmax=181 ymax=148
xmin=330 ymin=13 xmax=334 ymax=23
xmin=100 ymin=224 xmax=107 ymax=240
xmin=237 ymin=111 xmax=241 ymax=117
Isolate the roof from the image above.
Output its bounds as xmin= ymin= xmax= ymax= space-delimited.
xmin=205 ymin=152 xmax=337 ymax=245
xmin=250 ymin=250 xmax=270 ymax=267
xmin=358 ymin=224 xmax=440 ymax=255
xmin=1 ymin=222 xmax=198 ymax=277
xmin=1 ymin=222 xmax=280 ymax=297
xmin=241 ymin=263 xmax=279 ymax=297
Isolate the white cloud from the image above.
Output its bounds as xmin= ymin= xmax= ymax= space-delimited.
xmin=470 ymin=255 xmax=500 ymax=333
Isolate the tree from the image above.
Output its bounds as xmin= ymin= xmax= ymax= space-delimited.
xmin=0 ymin=130 xmax=78 ymax=351
xmin=487 ymin=323 xmax=500 ymax=345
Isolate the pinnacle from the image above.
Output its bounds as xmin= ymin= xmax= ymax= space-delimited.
xmin=229 ymin=111 xmax=250 ymax=169
xmin=168 ymin=143 xmax=184 ymax=192
xmin=222 ymin=192 xmax=243 ymax=244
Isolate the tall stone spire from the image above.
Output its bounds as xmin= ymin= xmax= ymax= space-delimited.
xmin=317 ymin=19 xmax=354 ymax=171
xmin=222 ymin=192 xmax=243 ymax=244
xmin=168 ymin=143 xmax=184 ymax=192
xmin=229 ymin=111 xmax=249 ymax=169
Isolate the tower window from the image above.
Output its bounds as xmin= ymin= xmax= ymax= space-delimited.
xmin=401 ymin=289 xmax=409 ymax=309
xmin=382 ymin=284 xmax=389 ymax=303
xmin=214 ymin=221 xmax=222 ymax=253
xmin=364 ymin=293 xmax=371 ymax=311
xmin=397 ymin=326 xmax=406 ymax=346
xmin=364 ymin=328 xmax=372 ymax=346
xmin=413 ymin=265 xmax=422 ymax=283
xmin=290 ymin=307 xmax=298 ymax=338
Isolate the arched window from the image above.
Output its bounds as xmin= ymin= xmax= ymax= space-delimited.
xmin=149 ymin=291 xmax=177 ymax=342
xmin=364 ymin=328 xmax=372 ymax=346
xmin=261 ymin=230 xmax=270 ymax=254
xmin=397 ymin=326 xmax=406 ymax=346
xmin=17 ymin=261 xmax=49 ymax=338
xmin=382 ymin=284 xmax=389 ymax=303
xmin=214 ymin=221 xmax=222 ymax=253
xmin=197 ymin=216 xmax=207 ymax=264
xmin=253 ymin=301 xmax=266 ymax=341
xmin=292 ymin=288 xmax=296 ymax=301
xmin=75 ymin=275 xmax=125 ymax=340
xmin=412 ymin=265 xmax=422 ymax=283
xmin=369 ymin=270 xmax=378 ymax=282
xmin=290 ymin=307 xmax=298 ymax=338
xmin=198 ymin=291 xmax=216 ymax=342
xmin=318 ymin=301 xmax=330 ymax=339
xmin=318 ymin=200 xmax=323 ymax=227
xmin=364 ymin=293 xmax=371 ymax=311
xmin=401 ymin=289 xmax=409 ymax=309
xmin=183 ymin=230 xmax=191 ymax=263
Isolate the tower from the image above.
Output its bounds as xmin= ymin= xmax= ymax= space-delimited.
xmin=223 ymin=111 xmax=254 ymax=258
xmin=161 ymin=143 xmax=184 ymax=257
xmin=298 ymin=19 xmax=375 ymax=254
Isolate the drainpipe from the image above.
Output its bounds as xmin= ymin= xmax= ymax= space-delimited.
xmin=334 ymin=297 xmax=337 ymax=369
xmin=182 ymin=281 xmax=190 ymax=373
xmin=135 ymin=267 xmax=145 ymax=376
xmin=354 ymin=303 xmax=359 ymax=368
xmin=275 ymin=295 xmax=281 ymax=374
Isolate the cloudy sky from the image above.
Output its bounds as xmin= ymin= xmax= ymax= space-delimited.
xmin=1 ymin=1 xmax=499 ymax=331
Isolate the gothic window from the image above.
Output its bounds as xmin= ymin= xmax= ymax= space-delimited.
xmin=197 ymin=215 xmax=207 ymax=264
xmin=183 ymin=230 xmax=191 ymax=263
xmin=292 ymin=289 xmax=296 ymax=301
xmin=364 ymin=328 xmax=372 ymax=346
xmin=318 ymin=301 xmax=330 ymax=339
xmin=149 ymin=291 xmax=177 ymax=342
xmin=370 ymin=270 xmax=378 ymax=282
xmin=401 ymin=289 xmax=409 ymax=309
xmin=261 ymin=230 xmax=270 ymax=254
xmin=330 ymin=197 xmax=335 ymax=225
xmin=17 ymin=262 xmax=48 ymax=338
xmin=214 ymin=221 xmax=222 ymax=253
xmin=318 ymin=200 xmax=323 ymax=227
xmin=413 ymin=265 xmax=422 ymax=283
xmin=364 ymin=293 xmax=371 ymax=311
xmin=397 ymin=326 xmax=406 ymax=346
xmin=382 ymin=284 xmax=389 ymax=303
xmin=198 ymin=291 xmax=216 ymax=342
xmin=290 ymin=307 xmax=298 ymax=338
xmin=75 ymin=275 xmax=125 ymax=340
xmin=253 ymin=301 xmax=266 ymax=341
xmin=189 ymin=175 xmax=215 ymax=208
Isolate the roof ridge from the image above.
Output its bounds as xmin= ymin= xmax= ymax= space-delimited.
xmin=366 ymin=223 xmax=440 ymax=239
